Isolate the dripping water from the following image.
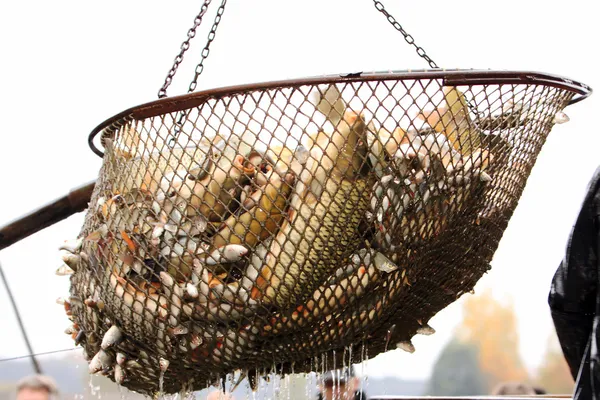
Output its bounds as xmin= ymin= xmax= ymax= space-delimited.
xmin=88 ymin=375 xmax=101 ymax=399
xmin=364 ymin=344 xmax=370 ymax=396
xmin=158 ymin=369 xmax=165 ymax=398
xmin=384 ymin=324 xmax=396 ymax=353
xmin=117 ymin=383 xmax=125 ymax=400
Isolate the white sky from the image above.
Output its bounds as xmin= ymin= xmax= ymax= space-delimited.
xmin=0 ymin=0 xmax=599 ymax=383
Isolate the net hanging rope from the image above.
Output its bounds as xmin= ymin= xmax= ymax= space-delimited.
xmin=56 ymin=0 xmax=592 ymax=396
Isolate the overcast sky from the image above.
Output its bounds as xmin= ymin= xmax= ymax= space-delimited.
xmin=0 ymin=0 xmax=599 ymax=385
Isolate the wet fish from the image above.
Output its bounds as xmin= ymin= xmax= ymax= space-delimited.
xmin=417 ymin=87 xmax=481 ymax=155
xmin=312 ymin=84 xmax=347 ymax=127
xmin=101 ymin=325 xmax=124 ymax=350
xmin=416 ymin=324 xmax=436 ymax=335
xmin=55 ymin=265 xmax=74 ymax=276
xmin=160 ymin=150 xmax=248 ymax=222
xmin=200 ymin=244 xmax=249 ymax=266
xmin=396 ymin=340 xmax=416 ymax=353
xmin=159 ymin=357 xmax=170 ymax=372
xmin=255 ymin=110 xmax=375 ymax=307
xmin=58 ymin=238 xmax=83 ymax=254
xmin=114 ymin=364 xmax=126 ymax=384
xmin=553 ymin=111 xmax=569 ymax=124
xmin=116 ymin=352 xmax=127 ymax=366
xmin=61 ymin=253 xmax=81 ymax=271
xmin=89 ymin=350 xmax=113 ymax=374
xmin=212 ymin=172 xmax=295 ymax=249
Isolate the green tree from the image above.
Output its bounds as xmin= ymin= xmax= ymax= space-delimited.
xmin=426 ymin=338 xmax=488 ymax=396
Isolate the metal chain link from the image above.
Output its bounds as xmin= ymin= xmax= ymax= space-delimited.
xmin=186 ymin=0 xmax=227 ymax=94
xmin=372 ymin=0 xmax=439 ymax=69
xmin=161 ymin=0 xmax=228 ymax=146
xmin=370 ymin=1 xmax=486 ymax=117
xmin=157 ymin=0 xmax=216 ymax=99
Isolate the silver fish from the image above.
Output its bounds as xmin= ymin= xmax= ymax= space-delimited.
xmin=114 ymin=364 xmax=126 ymax=384
xmin=416 ymin=324 xmax=436 ymax=336
xmin=61 ymin=253 xmax=81 ymax=271
xmin=373 ymin=251 xmax=399 ymax=273
xmin=116 ymin=352 xmax=127 ymax=366
xmin=55 ymin=265 xmax=74 ymax=276
xmin=159 ymin=357 xmax=170 ymax=372
xmin=553 ymin=111 xmax=569 ymax=124
xmin=185 ymin=283 xmax=199 ymax=299
xmin=101 ymin=325 xmax=124 ymax=350
xmin=256 ymin=110 xmax=374 ymax=308
xmin=89 ymin=350 xmax=113 ymax=374
xmin=396 ymin=340 xmax=415 ymax=353
xmin=58 ymin=238 xmax=83 ymax=254
xmin=202 ymin=245 xmax=248 ymax=266
xmin=190 ymin=334 xmax=203 ymax=350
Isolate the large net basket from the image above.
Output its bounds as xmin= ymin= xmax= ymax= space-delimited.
xmin=62 ymin=70 xmax=590 ymax=394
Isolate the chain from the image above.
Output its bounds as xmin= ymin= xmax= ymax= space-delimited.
xmin=372 ymin=0 xmax=438 ymax=69
xmin=372 ymin=2 xmax=483 ymax=117
xmin=186 ymin=0 xmax=227 ymax=94
xmin=158 ymin=0 xmax=216 ymax=99
xmin=160 ymin=0 xmax=228 ymax=146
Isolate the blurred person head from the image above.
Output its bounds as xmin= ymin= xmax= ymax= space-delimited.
xmin=318 ymin=367 xmax=365 ymax=400
xmin=16 ymin=375 xmax=59 ymax=400
xmin=491 ymin=381 xmax=537 ymax=395
xmin=533 ymin=386 xmax=547 ymax=394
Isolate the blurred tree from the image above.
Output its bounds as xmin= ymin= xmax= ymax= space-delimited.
xmin=426 ymin=339 xmax=488 ymax=396
xmin=535 ymin=332 xmax=574 ymax=394
xmin=457 ymin=289 xmax=529 ymax=390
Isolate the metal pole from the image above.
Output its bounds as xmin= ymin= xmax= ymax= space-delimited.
xmin=0 ymin=261 xmax=42 ymax=374
xmin=0 ymin=180 xmax=95 ymax=251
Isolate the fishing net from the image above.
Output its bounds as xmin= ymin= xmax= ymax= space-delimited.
xmin=59 ymin=70 xmax=589 ymax=395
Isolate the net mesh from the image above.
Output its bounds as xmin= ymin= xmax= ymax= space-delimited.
xmin=63 ymin=72 xmax=576 ymax=394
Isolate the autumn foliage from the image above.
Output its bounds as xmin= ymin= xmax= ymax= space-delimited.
xmin=427 ymin=289 xmax=575 ymax=395
xmin=456 ymin=289 xmax=529 ymax=387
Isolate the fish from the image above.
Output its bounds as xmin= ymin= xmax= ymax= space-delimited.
xmin=185 ymin=282 xmax=199 ymax=299
xmin=101 ymin=325 xmax=124 ymax=350
xmin=199 ymin=244 xmax=249 ymax=266
xmin=114 ymin=364 xmax=126 ymax=384
xmin=89 ymin=350 xmax=113 ymax=374
xmin=114 ymin=126 xmax=142 ymax=160
xmin=254 ymin=109 xmax=375 ymax=308
xmin=159 ymin=357 xmax=170 ymax=372
xmin=417 ymin=86 xmax=481 ymax=155
xmin=416 ymin=324 xmax=435 ymax=335
xmin=212 ymin=172 xmax=295 ymax=249
xmin=61 ymin=253 xmax=81 ymax=271
xmin=396 ymin=340 xmax=416 ymax=353
xmin=312 ymin=84 xmax=347 ymax=127
xmin=58 ymin=238 xmax=83 ymax=254
xmin=160 ymin=149 xmax=249 ymax=222
xmin=553 ymin=111 xmax=569 ymax=124
xmin=116 ymin=352 xmax=127 ymax=366
xmin=55 ymin=265 xmax=74 ymax=276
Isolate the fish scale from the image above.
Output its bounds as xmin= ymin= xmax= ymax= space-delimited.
xmin=271 ymin=169 xmax=373 ymax=308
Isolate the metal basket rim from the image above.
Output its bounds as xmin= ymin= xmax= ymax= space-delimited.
xmin=88 ymin=68 xmax=593 ymax=157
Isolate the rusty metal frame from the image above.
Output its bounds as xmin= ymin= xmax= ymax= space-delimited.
xmin=88 ymin=69 xmax=592 ymax=157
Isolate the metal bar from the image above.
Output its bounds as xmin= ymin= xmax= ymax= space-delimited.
xmin=0 ymin=261 xmax=42 ymax=374
xmin=87 ymin=69 xmax=592 ymax=157
xmin=0 ymin=181 xmax=96 ymax=251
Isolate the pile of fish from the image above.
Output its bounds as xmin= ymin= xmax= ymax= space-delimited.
xmin=56 ymin=84 xmax=569 ymax=394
